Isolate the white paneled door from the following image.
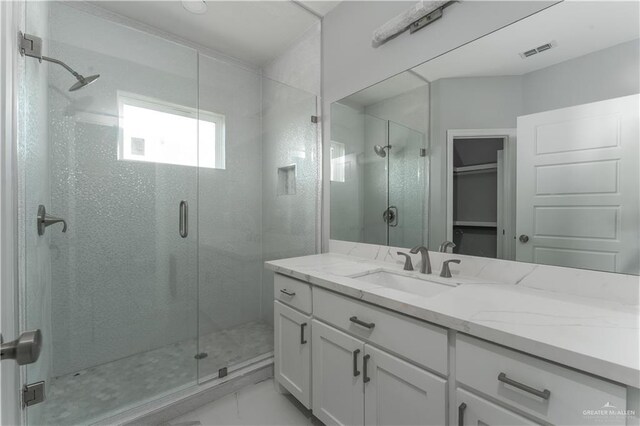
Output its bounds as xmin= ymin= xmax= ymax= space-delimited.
xmin=363 ymin=345 xmax=447 ymax=426
xmin=516 ymin=94 xmax=640 ymax=274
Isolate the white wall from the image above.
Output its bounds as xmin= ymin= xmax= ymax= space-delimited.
xmin=260 ymin=21 xmax=321 ymax=325
xmin=522 ymin=39 xmax=640 ymax=114
xmin=321 ymin=0 xmax=558 ymax=250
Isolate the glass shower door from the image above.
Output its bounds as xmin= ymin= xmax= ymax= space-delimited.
xmin=20 ymin=3 xmax=199 ymax=424
xmin=388 ymin=121 xmax=426 ymax=248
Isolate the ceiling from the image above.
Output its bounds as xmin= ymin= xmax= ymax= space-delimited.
xmin=91 ymin=1 xmax=341 ymax=66
xmin=343 ymin=1 xmax=639 ymax=107
xmin=412 ymin=1 xmax=639 ymax=81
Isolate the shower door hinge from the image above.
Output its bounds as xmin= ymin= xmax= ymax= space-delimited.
xmin=22 ymin=381 xmax=45 ymax=407
xmin=18 ymin=32 xmax=43 ymax=60
xmin=311 ymin=115 xmax=319 ymax=124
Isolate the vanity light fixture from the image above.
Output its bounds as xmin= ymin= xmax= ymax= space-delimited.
xmin=182 ymin=0 xmax=207 ymax=15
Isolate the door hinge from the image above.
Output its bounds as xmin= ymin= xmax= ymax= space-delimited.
xmin=22 ymin=381 xmax=45 ymax=407
xmin=311 ymin=115 xmax=319 ymax=124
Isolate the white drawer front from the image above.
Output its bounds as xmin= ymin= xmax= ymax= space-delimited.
xmin=274 ymin=273 xmax=312 ymax=314
xmin=313 ymin=287 xmax=448 ymax=375
xmin=456 ymin=334 xmax=627 ymax=425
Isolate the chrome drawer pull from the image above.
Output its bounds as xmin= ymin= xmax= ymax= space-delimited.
xmin=280 ymin=289 xmax=296 ymax=297
xmin=353 ymin=349 xmax=360 ymax=377
xmin=498 ymin=372 xmax=551 ymax=400
xmin=458 ymin=402 xmax=466 ymax=426
xmin=349 ymin=316 xmax=375 ymax=329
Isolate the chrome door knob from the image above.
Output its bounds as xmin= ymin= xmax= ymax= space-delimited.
xmin=519 ymin=234 xmax=530 ymax=243
xmin=0 ymin=330 xmax=42 ymax=365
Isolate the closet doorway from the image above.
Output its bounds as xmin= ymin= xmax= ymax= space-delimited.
xmin=446 ymin=129 xmax=516 ymax=259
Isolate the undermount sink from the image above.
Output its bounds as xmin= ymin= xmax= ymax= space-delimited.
xmin=352 ymin=270 xmax=456 ymax=298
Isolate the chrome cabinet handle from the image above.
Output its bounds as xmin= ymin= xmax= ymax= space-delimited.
xmin=280 ymin=289 xmax=296 ymax=297
xmin=300 ymin=323 xmax=307 ymax=344
xmin=37 ymin=205 xmax=67 ymax=236
xmin=458 ymin=402 xmax=467 ymax=426
xmin=349 ymin=316 xmax=375 ymax=329
xmin=498 ymin=372 xmax=551 ymax=400
xmin=363 ymin=354 xmax=371 ymax=383
xmin=353 ymin=349 xmax=361 ymax=377
xmin=179 ymin=201 xmax=188 ymax=238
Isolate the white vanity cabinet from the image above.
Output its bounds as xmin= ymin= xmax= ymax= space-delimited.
xmin=274 ymin=300 xmax=311 ymax=408
xmin=311 ymin=319 xmax=447 ymax=426
xmin=456 ymin=334 xmax=628 ymax=426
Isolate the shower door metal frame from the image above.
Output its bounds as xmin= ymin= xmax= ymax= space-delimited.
xmin=1 ymin=1 xmax=25 ymax=424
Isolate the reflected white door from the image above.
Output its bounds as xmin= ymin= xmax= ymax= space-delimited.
xmin=516 ymin=94 xmax=639 ymax=274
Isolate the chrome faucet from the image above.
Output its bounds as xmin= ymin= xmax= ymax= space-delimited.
xmin=440 ymin=259 xmax=461 ymax=278
xmin=397 ymin=252 xmax=414 ymax=271
xmin=439 ymin=241 xmax=456 ymax=253
xmin=409 ymin=246 xmax=431 ymax=274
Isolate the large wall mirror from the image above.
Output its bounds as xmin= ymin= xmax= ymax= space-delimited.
xmin=329 ymin=1 xmax=640 ymax=275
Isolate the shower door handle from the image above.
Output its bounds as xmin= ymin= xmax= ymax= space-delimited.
xmin=179 ymin=201 xmax=188 ymax=238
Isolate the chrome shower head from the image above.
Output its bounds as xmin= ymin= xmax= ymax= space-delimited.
xmin=69 ymin=74 xmax=100 ymax=92
xmin=374 ymin=145 xmax=391 ymax=158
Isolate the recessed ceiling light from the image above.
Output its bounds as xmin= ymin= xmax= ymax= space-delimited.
xmin=182 ymin=0 xmax=207 ymax=15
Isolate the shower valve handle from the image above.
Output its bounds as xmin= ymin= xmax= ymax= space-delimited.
xmin=37 ymin=205 xmax=67 ymax=236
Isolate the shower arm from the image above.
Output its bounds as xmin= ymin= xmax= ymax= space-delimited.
xmin=40 ymin=56 xmax=83 ymax=80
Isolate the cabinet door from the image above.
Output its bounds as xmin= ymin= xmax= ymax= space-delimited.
xmin=364 ymin=345 xmax=447 ymax=426
xmin=457 ymin=388 xmax=540 ymax=426
xmin=274 ymin=301 xmax=311 ymax=408
xmin=312 ymin=320 xmax=365 ymax=426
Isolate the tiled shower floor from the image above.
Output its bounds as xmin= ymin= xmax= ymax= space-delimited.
xmin=39 ymin=321 xmax=273 ymax=426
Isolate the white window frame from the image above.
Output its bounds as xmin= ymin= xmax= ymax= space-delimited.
xmin=117 ymin=90 xmax=225 ymax=169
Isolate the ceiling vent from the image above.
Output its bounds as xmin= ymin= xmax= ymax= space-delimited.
xmin=519 ymin=41 xmax=557 ymax=59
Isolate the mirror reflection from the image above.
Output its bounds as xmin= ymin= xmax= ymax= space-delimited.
xmin=330 ymin=1 xmax=640 ymax=275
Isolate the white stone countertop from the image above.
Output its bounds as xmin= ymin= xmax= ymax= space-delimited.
xmin=265 ymin=253 xmax=640 ymax=388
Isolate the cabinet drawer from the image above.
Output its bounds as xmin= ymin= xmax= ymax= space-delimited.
xmin=456 ymin=388 xmax=539 ymax=426
xmin=456 ymin=334 xmax=627 ymax=425
xmin=313 ymin=287 xmax=448 ymax=375
xmin=274 ymin=273 xmax=312 ymax=314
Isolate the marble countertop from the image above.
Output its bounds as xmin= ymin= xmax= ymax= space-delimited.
xmin=265 ymin=253 xmax=640 ymax=388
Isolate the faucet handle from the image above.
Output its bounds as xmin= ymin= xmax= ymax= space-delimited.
xmin=440 ymin=259 xmax=461 ymax=278
xmin=397 ymin=252 xmax=414 ymax=271
xmin=439 ymin=241 xmax=456 ymax=253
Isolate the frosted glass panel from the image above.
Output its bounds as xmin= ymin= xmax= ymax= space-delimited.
xmin=388 ymin=122 xmax=425 ymax=248
xmin=21 ymin=4 xmax=198 ymax=424
xmin=196 ymin=54 xmax=267 ymax=381
xmin=261 ymin=77 xmax=318 ymax=337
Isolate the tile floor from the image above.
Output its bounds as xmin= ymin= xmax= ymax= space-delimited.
xmin=38 ymin=321 xmax=273 ymax=426
xmin=167 ymin=379 xmax=322 ymax=426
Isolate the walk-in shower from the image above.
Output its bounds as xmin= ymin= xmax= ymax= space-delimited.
xmin=15 ymin=2 xmax=319 ymax=424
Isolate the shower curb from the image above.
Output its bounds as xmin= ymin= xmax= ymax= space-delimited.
xmin=91 ymin=359 xmax=274 ymax=426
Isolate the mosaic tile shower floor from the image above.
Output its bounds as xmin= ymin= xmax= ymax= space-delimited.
xmin=36 ymin=321 xmax=273 ymax=426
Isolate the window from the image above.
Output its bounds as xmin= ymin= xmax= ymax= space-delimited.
xmin=118 ymin=91 xmax=225 ymax=169
xmin=330 ymin=141 xmax=346 ymax=182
